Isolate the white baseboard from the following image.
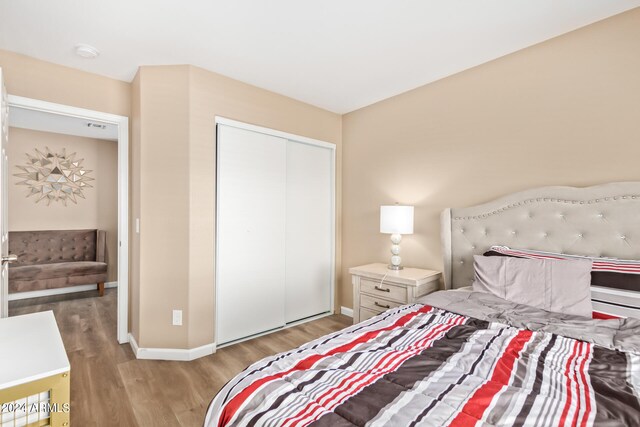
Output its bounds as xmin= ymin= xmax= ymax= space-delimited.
xmin=128 ymin=333 xmax=216 ymax=362
xmin=340 ymin=306 xmax=354 ymax=317
xmin=128 ymin=332 xmax=140 ymax=355
xmin=8 ymin=281 xmax=118 ymax=301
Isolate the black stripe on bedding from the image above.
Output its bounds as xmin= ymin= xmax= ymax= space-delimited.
xmin=310 ymin=318 xmax=490 ymax=427
xmin=247 ymin=318 xmax=422 ymax=425
xmin=589 ymin=346 xmax=640 ymax=426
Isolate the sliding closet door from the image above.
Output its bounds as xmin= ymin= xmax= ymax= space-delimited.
xmin=285 ymin=141 xmax=333 ymax=323
xmin=216 ymin=125 xmax=287 ymax=345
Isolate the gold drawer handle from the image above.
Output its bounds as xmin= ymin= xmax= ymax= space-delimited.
xmin=374 ymin=285 xmax=390 ymax=292
xmin=375 ymin=301 xmax=391 ymax=309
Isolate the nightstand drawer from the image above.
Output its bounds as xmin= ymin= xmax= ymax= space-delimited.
xmin=360 ymin=293 xmax=403 ymax=313
xmin=360 ymin=278 xmax=408 ymax=303
xmin=350 ymin=263 xmax=441 ymax=324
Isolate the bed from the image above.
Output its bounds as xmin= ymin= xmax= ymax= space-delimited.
xmin=205 ymin=182 xmax=640 ymax=426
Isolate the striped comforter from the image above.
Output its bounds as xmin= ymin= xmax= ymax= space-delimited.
xmin=205 ymin=291 xmax=640 ymax=426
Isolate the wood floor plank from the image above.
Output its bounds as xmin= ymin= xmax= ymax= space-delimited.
xmin=117 ymin=359 xmax=183 ymax=427
xmin=8 ymin=289 xmax=351 ymax=426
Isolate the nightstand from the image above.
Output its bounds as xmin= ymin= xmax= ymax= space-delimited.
xmin=349 ymin=263 xmax=442 ymax=324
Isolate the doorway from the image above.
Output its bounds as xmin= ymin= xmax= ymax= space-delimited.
xmin=1 ymin=95 xmax=129 ymax=344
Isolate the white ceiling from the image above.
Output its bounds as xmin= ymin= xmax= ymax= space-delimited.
xmin=1 ymin=1 xmax=639 ymax=113
xmin=9 ymin=107 xmax=118 ymax=141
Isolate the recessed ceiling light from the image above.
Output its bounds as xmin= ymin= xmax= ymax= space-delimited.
xmin=74 ymin=44 xmax=99 ymax=59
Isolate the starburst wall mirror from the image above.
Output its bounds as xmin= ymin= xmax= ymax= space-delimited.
xmin=14 ymin=147 xmax=94 ymax=206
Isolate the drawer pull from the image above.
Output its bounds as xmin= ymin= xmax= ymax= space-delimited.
xmin=374 ymin=285 xmax=390 ymax=292
xmin=375 ymin=301 xmax=391 ymax=309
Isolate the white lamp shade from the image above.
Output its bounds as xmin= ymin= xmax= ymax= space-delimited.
xmin=380 ymin=205 xmax=414 ymax=234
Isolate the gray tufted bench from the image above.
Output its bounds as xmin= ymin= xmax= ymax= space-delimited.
xmin=8 ymin=229 xmax=108 ymax=296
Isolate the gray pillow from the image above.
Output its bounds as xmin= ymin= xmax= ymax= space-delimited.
xmin=472 ymin=255 xmax=593 ymax=317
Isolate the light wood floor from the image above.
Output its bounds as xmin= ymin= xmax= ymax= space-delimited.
xmin=9 ymin=289 xmax=351 ymax=426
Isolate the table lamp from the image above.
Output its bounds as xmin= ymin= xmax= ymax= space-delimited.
xmin=380 ymin=204 xmax=414 ymax=270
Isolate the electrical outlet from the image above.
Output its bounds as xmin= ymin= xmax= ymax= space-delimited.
xmin=172 ymin=309 xmax=182 ymax=326
xmin=136 ymin=218 xmax=140 ymax=234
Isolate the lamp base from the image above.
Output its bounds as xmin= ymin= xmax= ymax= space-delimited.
xmin=387 ymin=264 xmax=403 ymax=271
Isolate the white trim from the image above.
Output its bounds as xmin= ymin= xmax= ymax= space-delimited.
xmin=340 ymin=306 xmax=354 ymax=317
xmin=8 ymin=282 xmax=117 ymax=301
xmin=128 ymin=333 xmax=139 ymax=356
xmin=7 ymin=95 xmax=130 ymax=344
xmin=215 ymin=116 xmax=336 ymax=150
xmin=330 ymin=146 xmax=336 ymax=317
xmin=128 ymin=333 xmax=216 ymax=361
xmin=214 ymin=118 xmax=336 ymax=347
xmin=117 ymin=117 xmax=129 ymax=344
xmin=7 ymin=96 xmax=128 ymax=126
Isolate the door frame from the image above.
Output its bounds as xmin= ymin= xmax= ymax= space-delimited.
xmin=214 ymin=116 xmax=336 ymax=347
xmin=7 ymin=95 xmax=130 ymax=344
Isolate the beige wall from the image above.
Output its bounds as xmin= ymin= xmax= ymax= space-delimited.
xmin=341 ymin=8 xmax=640 ymax=309
xmin=0 ymin=50 xmax=130 ymax=117
xmin=134 ymin=66 xmax=191 ymax=348
xmin=0 ymin=49 xmax=131 ymax=324
xmin=134 ymin=65 xmax=342 ymax=349
xmin=8 ymin=128 xmax=118 ymax=281
xmin=0 ymin=50 xmax=342 ymax=350
xmin=6 ymin=7 xmax=638 ymax=348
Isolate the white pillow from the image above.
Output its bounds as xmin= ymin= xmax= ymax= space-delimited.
xmin=472 ymin=255 xmax=593 ymax=317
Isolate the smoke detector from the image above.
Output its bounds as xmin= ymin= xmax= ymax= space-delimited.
xmin=75 ymin=44 xmax=100 ymax=59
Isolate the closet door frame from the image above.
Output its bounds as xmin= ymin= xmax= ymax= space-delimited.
xmin=214 ymin=116 xmax=336 ymax=347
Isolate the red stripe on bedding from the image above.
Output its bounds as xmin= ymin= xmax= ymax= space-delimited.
xmin=448 ymin=329 xmax=533 ymax=427
xmin=559 ymin=340 xmax=581 ymax=426
xmin=577 ymin=342 xmax=593 ymax=427
xmin=593 ymin=266 xmax=640 ymax=273
xmin=571 ymin=342 xmax=585 ymax=427
xmin=217 ymin=304 xmax=435 ymax=427
xmin=592 ymin=311 xmax=621 ymax=320
xmin=285 ymin=314 xmax=467 ymax=426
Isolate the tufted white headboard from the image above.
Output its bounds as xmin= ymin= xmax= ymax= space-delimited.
xmin=441 ymin=182 xmax=640 ymax=289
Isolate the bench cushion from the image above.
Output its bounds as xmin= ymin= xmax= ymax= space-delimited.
xmin=9 ymin=229 xmax=98 ymax=266
xmin=9 ymin=262 xmax=107 ymax=293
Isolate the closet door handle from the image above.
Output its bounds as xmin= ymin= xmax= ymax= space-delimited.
xmin=374 ymin=285 xmax=390 ymax=292
xmin=375 ymin=302 xmax=391 ymax=309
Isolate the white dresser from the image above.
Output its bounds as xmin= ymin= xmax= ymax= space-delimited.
xmin=350 ymin=263 xmax=441 ymax=324
xmin=0 ymin=311 xmax=70 ymax=427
